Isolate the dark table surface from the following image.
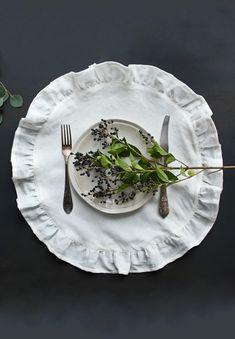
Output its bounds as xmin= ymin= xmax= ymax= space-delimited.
xmin=1 ymin=1 xmax=235 ymax=338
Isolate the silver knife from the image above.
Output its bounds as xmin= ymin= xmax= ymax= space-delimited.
xmin=159 ymin=115 xmax=170 ymax=218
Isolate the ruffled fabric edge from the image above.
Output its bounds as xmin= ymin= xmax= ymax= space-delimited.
xmin=11 ymin=61 xmax=223 ymax=274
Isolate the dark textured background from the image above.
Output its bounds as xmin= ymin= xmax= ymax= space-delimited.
xmin=1 ymin=1 xmax=235 ymax=338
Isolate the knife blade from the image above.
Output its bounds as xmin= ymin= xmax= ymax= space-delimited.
xmin=159 ymin=115 xmax=170 ymax=218
xmin=159 ymin=115 xmax=170 ymax=152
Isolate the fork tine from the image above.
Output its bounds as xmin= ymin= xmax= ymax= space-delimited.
xmin=68 ymin=125 xmax=72 ymax=147
xmin=65 ymin=124 xmax=68 ymax=146
xmin=66 ymin=124 xmax=69 ymax=146
xmin=63 ymin=124 xmax=66 ymax=145
xmin=64 ymin=125 xmax=66 ymax=146
xmin=61 ymin=125 xmax=64 ymax=146
xmin=64 ymin=125 xmax=68 ymax=146
xmin=62 ymin=124 xmax=66 ymax=146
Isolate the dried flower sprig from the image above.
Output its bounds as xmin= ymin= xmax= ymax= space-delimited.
xmin=73 ymin=119 xmax=230 ymax=205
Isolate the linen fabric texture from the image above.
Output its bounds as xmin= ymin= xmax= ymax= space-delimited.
xmin=11 ymin=62 xmax=223 ymax=274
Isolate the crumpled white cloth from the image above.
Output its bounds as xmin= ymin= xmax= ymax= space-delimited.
xmin=11 ymin=61 xmax=223 ymax=274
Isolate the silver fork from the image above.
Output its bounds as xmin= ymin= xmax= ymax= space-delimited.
xmin=61 ymin=124 xmax=73 ymax=214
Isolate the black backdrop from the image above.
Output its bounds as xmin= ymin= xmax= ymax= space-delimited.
xmin=1 ymin=1 xmax=235 ymax=338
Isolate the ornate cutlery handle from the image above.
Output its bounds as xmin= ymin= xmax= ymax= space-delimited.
xmin=159 ymin=185 xmax=169 ymax=218
xmin=63 ymin=161 xmax=73 ymax=214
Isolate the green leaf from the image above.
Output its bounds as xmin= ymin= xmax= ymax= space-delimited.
xmin=129 ymin=152 xmax=136 ymax=163
xmin=121 ymin=138 xmax=142 ymax=157
xmin=0 ymin=83 xmax=5 ymax=97
xmin=180 ymin=166 xmax=196 ymax=177
xmin=97 ymin=154 xmax=112 ymax=168
xmin=109 ymin=154 xmax=116 ymax=162
xmin=165 ymin=153 xmax=176 ymax=164
xmin=165 ymin=171 xmax=178 ymax=182
xmin=155 ymin=167 xmax=170 ymax=183
xmin=147 ymin=142 xmax=168 ymax=159
xmin=0 ymin=112 xmax=3 ymax=125
xmin=129 ymin=152 xmax=144 ymax=171
xmin=187 ymin=169 xmax=196 ymax=177
xmin=150 ymin=171 xmax=161 ymax=184
xmin=3 ymin=91 xmax=9 ymax=103
xmin=122 ymin=172 xmax=139 ymax=184
xmin=0 ymin=86 xmax=9 ymax=104
xmin=128 ymin=144 xmax=142 ymax=157
xmin=10 ymin=94 xmax=23 ymax=108
xmin=132 ymin=161 xmax=145 ymax=171
xmin=118 ymin=149 xmax=130 ymax=157
xmin=108 ymin=142 xmax=127 ymax=156
xmin=180 ymin=166 xmax=187 ymax=177
xmin=140 ymin=172 xmax=150 ymax=182
xmin=116 ymin=183 xmax=130 ymax=193
xmin=111 ymin=138 xmax=118 ymax=145
xmin=115 ymin=156 xmax=132 ymax=172
xmin=138 ymin=157 xmax=151 ymax=169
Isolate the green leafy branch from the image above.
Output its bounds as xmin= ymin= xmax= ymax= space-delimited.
xmin=96 ymin=138 xmax=195 ymax=188
xmin=73 ymin=119 xmax=232 ymax=204
xmin=73 ymin=121 xmax=195 ymax=203
xmin=0 ymin=81 xmax=23 ymax=125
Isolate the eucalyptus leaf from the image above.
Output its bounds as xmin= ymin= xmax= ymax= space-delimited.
xmin=0 ymin=97 xmax=3 ymax=107
xmin=0 ymin=86 xmax=9 ymax=104
xmin=0 ymin=83 xmax=5 ymax=97
xmin=10 ymin=94 xmax=23 ymax=108
xmin=0 ymin=112 xmax=3 ymax=125
xmin=3 ymin=91 xmax=9 ymax=103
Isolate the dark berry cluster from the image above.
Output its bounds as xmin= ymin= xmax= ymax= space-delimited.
xmin=138 ymin=129 xmax=155 ymax=145
xmin=73 ymin=152 xmax=96 ymax=175
xmin=91 ymin=119 xmax=119 ymax=149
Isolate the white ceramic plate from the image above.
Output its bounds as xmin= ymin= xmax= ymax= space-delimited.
xmin=69 ymin=119 xmax=153 ymax=214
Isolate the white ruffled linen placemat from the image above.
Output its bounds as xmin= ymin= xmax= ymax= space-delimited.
xmin=11 ymin=61 xmax=223 ymax=274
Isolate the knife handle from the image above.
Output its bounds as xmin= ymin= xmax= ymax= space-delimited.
xmin=159 ymin=185 xmax=169 ymax=218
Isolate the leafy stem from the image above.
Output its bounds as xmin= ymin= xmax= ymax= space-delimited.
xmin=0 ymin=81 xmax=8 ymax=93
xmin=73 ymin=119 xmax=227 ymax=205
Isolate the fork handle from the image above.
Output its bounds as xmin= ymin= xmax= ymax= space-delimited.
xmin=63 ymin=161 xmax=73 ymax=214
xmin=159 ymin=185 xmax=169 ymax=218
